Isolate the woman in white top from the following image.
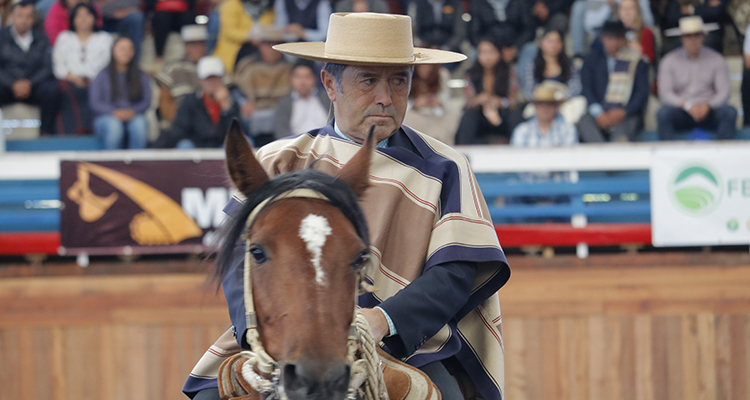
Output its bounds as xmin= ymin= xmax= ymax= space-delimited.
xmin=53 ymin=2 xmax=112 ymax=133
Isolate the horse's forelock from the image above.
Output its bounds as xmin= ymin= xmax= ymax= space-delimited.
xmin=212 ymin=168 xmax=370 ymax=287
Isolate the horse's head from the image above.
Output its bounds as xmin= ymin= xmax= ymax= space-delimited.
xmin=216 ymin=121 xmax=374 ymax=400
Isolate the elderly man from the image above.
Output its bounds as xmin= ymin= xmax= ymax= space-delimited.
xmin=657 ymin=16 xmax=736 ymax=140
xmin=0 ymin=0 xmax=60 ymax=135
xmin=184 ymin=12 xmax=510 ymax=400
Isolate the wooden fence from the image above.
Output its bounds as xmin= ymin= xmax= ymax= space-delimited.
xmin=1 ymin=252 xmax=749 ymax=400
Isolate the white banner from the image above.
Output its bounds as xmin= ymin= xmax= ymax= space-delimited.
xmin=651 ymin=147 xmax=750 ymax=247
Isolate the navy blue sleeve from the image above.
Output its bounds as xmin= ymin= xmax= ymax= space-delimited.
xmin=625 ymin=60 xmax=650 ymax=117
xmin=378 ymin=261 xmax=477 ymax=359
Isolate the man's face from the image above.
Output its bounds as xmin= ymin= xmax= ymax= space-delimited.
xmin=601 ymin=34 xmax=627 ymax=56
xmin=12 ymin=5 xmax=34 ymax=35
xmin=681 ymin=33 xmax=704 ymax=57
xmin=259 ymin=42 xmax=282 ymax=64
xmin=323 ymin=65 xmax=412 ymax=143
xmin=185 ymin=41 xmax=207 ymax=63
xmin=200 ymin=76 xmax=223 ymax=95
xmin=534 ymin=102 xmax=558 ymax=124
xmin=291 ymin=65 xmax=316 ymax=97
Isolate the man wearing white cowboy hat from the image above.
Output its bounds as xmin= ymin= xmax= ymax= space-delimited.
xmin=659 ymin=0 xmax=727 ymax=55
xmin=657 ymin=15 xmax=736 ymax=140
xmin=184 ymin=12 xmax=511 ymax=400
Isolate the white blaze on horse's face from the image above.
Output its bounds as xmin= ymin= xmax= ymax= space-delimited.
xmin=299 ymin=214 xmax=333 ymax=286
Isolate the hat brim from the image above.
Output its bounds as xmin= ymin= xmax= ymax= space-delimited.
xmin=664 ymin=23 xmax=720 ymax=37
xmin=273 ymin=42 xmax=467 ymax=65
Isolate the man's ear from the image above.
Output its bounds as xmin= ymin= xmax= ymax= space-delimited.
xmin=321 ymin=70 xmax=337 ymax=102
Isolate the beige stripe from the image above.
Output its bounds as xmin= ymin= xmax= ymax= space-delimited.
xmin=457 ymin=298 xmax=506 ymax=395
xmin=428 ymin=215 xmax=503 ymax=259
xmin=189 ymin=329 xmax=241 ymax=379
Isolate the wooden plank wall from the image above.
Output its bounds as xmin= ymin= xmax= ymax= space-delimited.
xmin=1 ymin=252 xmax=749 ymax=400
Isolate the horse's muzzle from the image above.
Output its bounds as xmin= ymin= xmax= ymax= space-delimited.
xmin=282 ymin=359 xmax=351 ymax=400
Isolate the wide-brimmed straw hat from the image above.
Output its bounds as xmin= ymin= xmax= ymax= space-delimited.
xmin=532 ymin=81 xmax=567 ymax=103
xmin=273 ymin=12 xmax=467 ymax=65
xmin=665 ymin=16 xmax=719 ymax=37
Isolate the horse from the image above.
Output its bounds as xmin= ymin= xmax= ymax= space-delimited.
xmin=212 ymin=121 xmax=440 ymax=400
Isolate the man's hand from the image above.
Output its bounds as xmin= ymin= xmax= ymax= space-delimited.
xmin=67 ymin=73 xmax=88 ymax=88
xmin=213 ymin=85 xmax=232 ymax=110
xmin=359 ymin=307 xmax=389 ymax=344
xmin=606 ymin=108 xmax=626 ymax=126
xmin=596 ymin=113 xmax=611 ymax=129
xmin=12 ymin=79 xmax=31 ymax=99
xmin=533 ymin=1 xmax=549 ymax=21
xmin=688 ymin=104 xmax=710 ymax=122
xmin=113 ymin=108 xmax=135 ymax=121
xmin=241 ymin=102 xmax=256 ymax=117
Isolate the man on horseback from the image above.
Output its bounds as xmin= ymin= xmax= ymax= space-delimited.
xmin=185 ymin=12 xmax=511 ymax=400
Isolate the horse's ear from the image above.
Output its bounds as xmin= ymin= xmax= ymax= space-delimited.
xmin=338 ymin=125 xmax=375 ymax=198
xmin=225 ymin=119 xmax=269 ymax=196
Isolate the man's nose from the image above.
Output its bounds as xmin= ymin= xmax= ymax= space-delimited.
xmin=373 ymin=81 xmax=393 ymax=108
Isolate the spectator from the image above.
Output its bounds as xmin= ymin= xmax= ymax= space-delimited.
xmin=155 ymin=56 xmax=241 ymax=148
xmin=617 ymin=0 xmax=654 ymax=64
xmin=1 ymin=0 xmax=12 ymax=27
xmin=466 ymin=0 xmax=504 ymax=48
xmin=45 ymin=0 xmax=103 ymax=44
xmin=213 ymin=0 xmax=273 ymax=73
xmin=93 ymin=0 xmax=144 ymax=60
xmin=658 ymin=0 xmax=727 ymax=55
xmin=408 ymin=0 xmax=465 ymax=52
xmin=89 ymin=37 xmax=152 ymax=149
xmin=204 ymin=0 xmax=221 ymax=53
xmin=0 ymin=0 xmax=61 ymax=135
xmin=570 ymin=0 xmax=654 ymax=57
xmin=53 ymin=2 xmax=112 ymax=134
xmin=578 ymin=20 xmax=649 ymax=142
xmin=146 ymin=0 xmax=196 ymax=65
xmin=403 ymin=61 xmax=460 ymax=144
xmin=455 ymin=36 xmax=523 ymax=144
xmin=273 ymin=61 xmax=330 ymax=140
xmin=743 ymin=23 xmax=750 ymax=126
xmin=154 ymin=24 xmax=205 ymax=124
xmin=521 ymin=28 xmax=581 ymax=102
xmin=657 ymin=16 xmax=735 ymax=140
xmin=232 ymin=35 xmax=291 ymax=147
xmin=273 ymin=0 xmax=331 ymax=42
xmin=513 ymin=81 xmax=577 ymax=148
xmin=529 ymin=0 xmax=571 ymax=36
xmin=335 ymin=0 xmax=388 ymax=13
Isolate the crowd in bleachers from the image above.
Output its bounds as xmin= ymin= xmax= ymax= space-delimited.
xmin=0 ymin=0 xmax=748 ymax=150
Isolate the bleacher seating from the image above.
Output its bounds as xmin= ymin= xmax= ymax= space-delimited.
xmin=5 ymin=136 xmax=102 ymax=152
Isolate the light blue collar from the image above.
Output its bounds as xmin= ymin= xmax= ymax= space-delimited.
xmin=334 ymin=123 xmax=389 ymax=149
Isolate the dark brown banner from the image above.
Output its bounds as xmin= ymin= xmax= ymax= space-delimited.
xmin=60 ymin=160 xmax=232 ymax=255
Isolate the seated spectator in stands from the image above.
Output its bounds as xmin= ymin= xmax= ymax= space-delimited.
xmin=578 ymin=20 xmax=648 ymax=142
xmin=154 ymin=24 xmax=205 ymax=125
xmin=273 ymin=61 xmax=330 ymax=140
xmin=657 ymin=16 xmax=735 ymax=140
xmin=146 ymin=0 xmax=196 ymax=65
xmin=93 ymin=0 xmax=144 ymax=60
xmin=213 ymin=0 xmax=273 ymax=73
xmin=570 ymin=0 xmax=653 ymax=58
xmin=402 ymin=61 xmax=460 ymax=144
xmin=466 ymin=0 xmax=503 ymax=48
xmin=0 ymin=0 xmax=61 ymax=135
xmin=618 ymin=0 xmax=654 ymax=64
xmin=232 ymin=36 xmax=291 ymax=147
xmin=455 ymin=36 xmax=524 ymax=144
xmin=53 ymin=3 xmax=112 ymax=134
xmin=408 ymin=0 xmax=464 ymax=53
xmin=658 ymin=0 xmax=727 ymax=55
xmin=513 ymin=81 xmax=578 ymax=148
xmin=155 ymin=56 xmax=240 ymax=148
xmin=89 ymin=37 xmax=152 ymax=149
xmin=45 ymin=0 xmax=103 ymax=44
xmin=743 ymin=23 xmax=750 ymax=127
xmin=335 ymin=0 xmax=388 ymax=13
xmin=521 ymin=28 xmax=581 ymax=103
xmin=273 ymin=0 xmax=331 ymax=43
xmin=528 ymin=0 xmax=570 ymax=36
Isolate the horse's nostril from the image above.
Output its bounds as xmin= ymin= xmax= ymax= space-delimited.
xmin=283 ymin=361 xmax=351 ymax=400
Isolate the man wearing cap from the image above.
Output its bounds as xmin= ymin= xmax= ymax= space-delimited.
xmin=511 ymin=81 xmax=577 ymax=148
xmin=155 ymin=25 xmax=208 ymax=125
xmin=578 ymin=20 xmax=649 ymax=142
xmin=154 ymin=56 xmax=240 ymax=148
xmin=656 ymin=15 xmax=736 ymax=140
xmin=183 ymin=12 xmax=510 ymax=400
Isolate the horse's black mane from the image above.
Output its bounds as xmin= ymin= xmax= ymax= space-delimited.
xmin=214 ymin=168 xmax=370 ymax=282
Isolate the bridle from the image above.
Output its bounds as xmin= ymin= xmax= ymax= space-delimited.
xmin=237 ymin=188 xmax=387 ymax=400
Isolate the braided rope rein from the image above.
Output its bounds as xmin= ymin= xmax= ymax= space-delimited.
xmin=235 ymin=309 xmax=389 ymax=400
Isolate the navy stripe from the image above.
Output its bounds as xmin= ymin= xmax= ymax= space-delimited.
xmin=182 ymin=377 xmax=219 ymax=399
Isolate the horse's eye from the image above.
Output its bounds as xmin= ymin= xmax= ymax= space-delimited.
xmin=249 ymin=246 xmax=267 ymax=264
xmin=352 ymin=252 xmax=369 ymax=270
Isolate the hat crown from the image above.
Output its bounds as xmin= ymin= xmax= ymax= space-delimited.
xmin=181 ymin=24 xmax=208 ymax=42
xmin=324 ymin=13 xmax=415 ymax=63
xmin=197 ymin=56 xmax=225 ymax=79
xmin=678 ymin=16 xmax=706 ymax=34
